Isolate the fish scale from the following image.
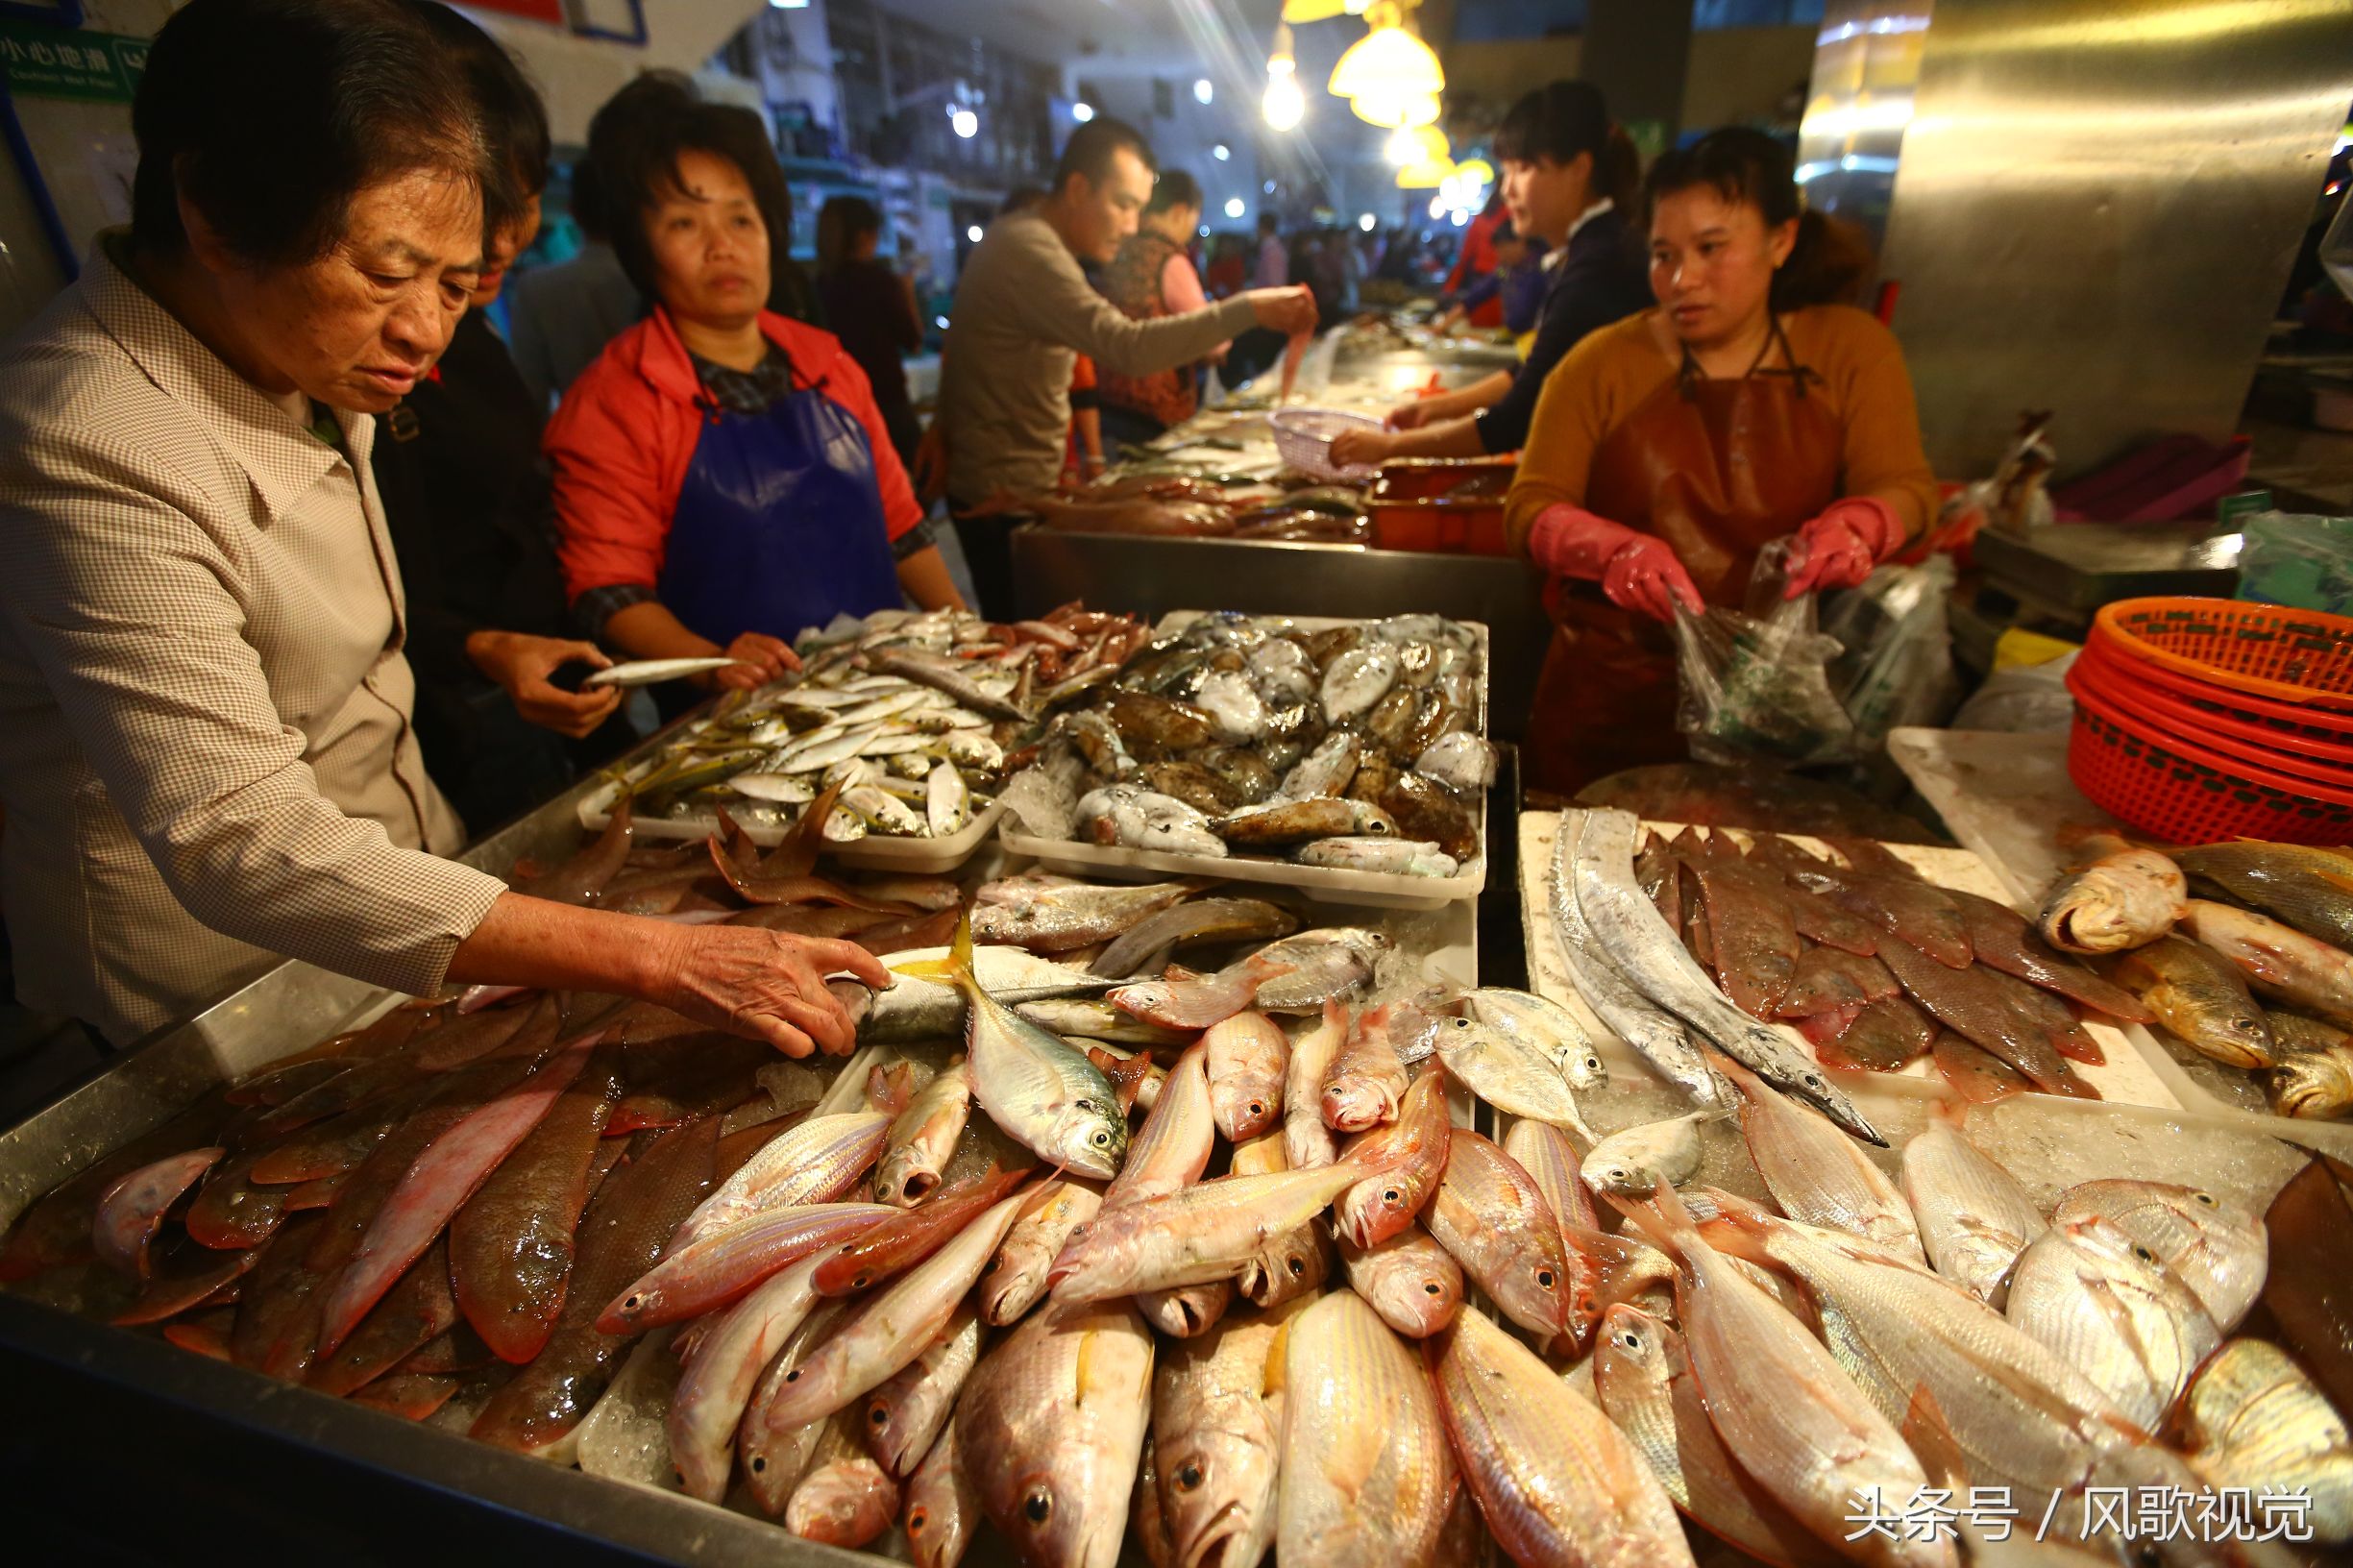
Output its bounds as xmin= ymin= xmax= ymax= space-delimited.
xmin=1277 ymin=1289 xmax=1454 ymax=1568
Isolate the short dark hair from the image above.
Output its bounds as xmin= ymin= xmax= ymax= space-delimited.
xmin=817 ymin=194 xmax=880 ymax=275
xmin=1050 ymin=117 xmax=1155 ymax=198
xmin=413 ymin=1 xmax=549 ymax=201
xmin=1146 ymin=168 xmax=1201 ymax=217
xmin=132 ymin=0 xmax=503 ymax=265
xmin=592 ymin=76 xmax=796 ymax=303
xmin=1647 ymin=126 xmax=1870 ymax=310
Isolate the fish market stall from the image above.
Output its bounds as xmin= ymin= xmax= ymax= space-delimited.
xmin=1002 ymin=329 xmax=1554 ymax=741
xmin=11 ymin=584 xmax=2353 ymax=1566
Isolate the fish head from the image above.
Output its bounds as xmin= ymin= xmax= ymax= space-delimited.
xmin=1359 ymin=1243 xmax=1462 ymax=1335
xmin=1594 ymin=1302 xmax=1672 ymax=1388
xmin=2058 ymin=1180 xmax=2268 ymax=1330
xmin=1158 ymin=1426 xmax=1279 ymax=1568
xmin=2272 ymin=1050 xmax=2353 ymax=1118
xmin=784 ymin=1458 xmax=899 ymax=1547
xmin=1336 ymin=1170 xmax=1417 ymax=1250
xmin=1208 ymin=1074 xmax=1281 ymax=1142
xmin=1043 ymin=1093 xmax=1130 ymax=1180
xmin=994 ymin=1456 xmax=1123 ymax=1568
xmin=1242 ymin=1229 xmax=1332 ymax=1309
xmin=1345 ymin=802 xmax=1398 ymax=836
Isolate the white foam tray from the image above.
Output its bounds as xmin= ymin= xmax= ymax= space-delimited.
xmin=577 ymin=778 xmax=1004 ymax=875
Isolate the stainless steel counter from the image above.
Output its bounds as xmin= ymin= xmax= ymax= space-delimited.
xmin=1009 ymin=528 xmax=1549 ymax=742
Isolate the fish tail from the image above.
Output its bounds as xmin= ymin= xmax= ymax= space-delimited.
xmin=1685 ymin=1186 xmax=1779 ymax=1264
xmin=948 ymin=907 xmax=976 ymax=993
xmin=1606 ymin=1177 xmax=1702 ymax=1262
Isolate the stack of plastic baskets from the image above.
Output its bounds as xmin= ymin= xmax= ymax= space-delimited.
xmin=2066 ymin=598 xmax=2353 ymax=845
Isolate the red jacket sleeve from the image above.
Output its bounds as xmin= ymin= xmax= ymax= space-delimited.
xmin=819 ymin=342 xmax=924 ymax=545
xmin=544 ymin=346 xmax=680 ymax=601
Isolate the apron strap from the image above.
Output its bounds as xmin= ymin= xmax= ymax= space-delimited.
xmin=1677 ymin=312 xmax=1822 ymax=400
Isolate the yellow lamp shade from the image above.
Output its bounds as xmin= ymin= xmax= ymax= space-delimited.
xmin=1329 ymin=15 xmax=1444 ymax=102
xmin=1396 ymin=156 xmax=1453 ymax=189
xmin=1280 ymin=0 xmax=1351 ymax=19
xmin=1349 ymin=88 xmax=1440 ymax=129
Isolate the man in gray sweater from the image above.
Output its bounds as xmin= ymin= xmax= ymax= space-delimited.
xmin=936 ymin=117 xmax=1317 ymax=614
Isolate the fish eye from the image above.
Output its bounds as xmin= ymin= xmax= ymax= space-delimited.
xmin=1535 ymin=1268 xmax=1556 ymax=1288
xmin=1449 ymin=1017 xmax=1471 ymax=1030
xmin=1288 ymin=1256 xmax=1307 ymax=1276
xmin=1093 ymin=1130 xmax=1113 ymax=1146
xmin=1077 ymin=1098 xmax=1097 ymax=1112
xmin=1586 ymin=1057 xmax=1603 ymax=1072
xmin=1175 ymin=1463 xmax=1204 ymax=1491
xmin=784 ymin=1368 xmax=802 ymax=1382
xmin=1621 ymin=1330 xmax=1643 ymax=1351
xmin=2132 ymin=1244 xmax=2159 ymax=1265
xmin=852 ymin=1274 xmax=871 ymax=1289
xmin=907 ymin=1507 xmax=929 ymax=1533
xmin=1023 ymin=1486 xmax=1055 ymax=1525
xmin=2192 ymin=1190 xmax=2218 ymax=1208
xmin=1424 ymin=1281 xmax=1442 ymax=1295
xmin=869 ymin=1406 xmax=890 ymax=1427
xmin=1383 ymin=1188 xmax=1402 ymax=1203
xmin=1248 ymin=1100 xmax=1264 ymax=1115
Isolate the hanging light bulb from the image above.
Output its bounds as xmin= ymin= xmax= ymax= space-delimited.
xmin=1329 ymin=3 xmax=1443 ymax=102
xmin=1384 ymin=124 xmax=1420 ymax=165
xmin=1262 ymin=22 xmax=1305 ymax=132
xmin=1395 ymin=155 xmax=1453 ymax=190
xmin=1349 ymin=88 xmax=1440 ymax=130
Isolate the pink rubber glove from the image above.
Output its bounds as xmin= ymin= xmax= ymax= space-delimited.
xmin=1783 ymin=497 xmax=1902 ymax=598
xmin=1528 ymin=503 xmax=1703 ymax=624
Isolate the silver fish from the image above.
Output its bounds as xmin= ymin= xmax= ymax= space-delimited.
xmin=1547 ymin=812 xmax=1725 ymax=1111
xmin=1428 ymin=1013 xmax=1596 ymax=1139
xmin=2047 ymin=1178 xmax=2267 ymax=1334
xmin=971 ymin=875 xmax=1201 ymax=955
xmin=2006 ymin=1213 xmax=2221 ymax=1433
xmin=1718 ymin=1054 xmax=1924 ymax=1263
xmin=1900 ymin=1120 xmax=2045 ymax=1309
xmin=944 ymin=914 xmax=1128 ymax=1179
xmin=926 ymin=762 xmax=971 ymax=838
xmin=844 ymin=783 xmax=925 ymax=836
xmin=866 ymin=647 xmax=1034 ymax=722
xmin=1574 ymin=809 xmax=1877 ymax=1143
xmin=941 ymin=729 xmax=1003 ymax=769
xmin=582 ymin=655 xmax=745 ymax=687
xmin=1615 ymin=1188 xmax=1952 ymax=1568
xmin=729 ymin=772 xmax=817 ymax=804
xmin=1464 ymin=986 xmax=1607 ymax=1092
xmin=1581 ymin=1111 xmax=1714 ymax=1197
xmin=1276 ymin=1288 xmax=1455 ymax=1568
xmin=1249 ymin=928 xmax=1388 ymax=1014
xmin=957 ymin=1300 xmax=1154 ymax=1568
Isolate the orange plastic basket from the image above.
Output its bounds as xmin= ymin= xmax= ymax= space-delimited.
xmin=2066 ymin=670 xmax=2353 ymax=846
xmin=2077 ymin=637 xmax=2353 ymax=747
xmin=2071 ymin=653 xmax=2353 ymax=786
xmin=2092 ymin=597 xmax=2353 ymax=711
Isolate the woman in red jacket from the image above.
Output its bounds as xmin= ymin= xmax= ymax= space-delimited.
xmin=548 ymin=96 xmax=962 ymax=692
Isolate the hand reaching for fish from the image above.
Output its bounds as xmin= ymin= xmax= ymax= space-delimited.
xmin=655 ymin=925 xmax=893 ymax=1057
xmin=464 ymin=630 xmax=620 ymax=738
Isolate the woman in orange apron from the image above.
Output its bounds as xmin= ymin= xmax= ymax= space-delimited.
xmin=1503 ymin=128 xmax=1938 ymax=795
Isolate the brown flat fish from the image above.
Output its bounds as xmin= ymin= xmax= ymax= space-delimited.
xmin=308 ymin=1235 xmax=460 ymax=1397
xmin=1816 ymin=994 xmax=1937 ymax=1072
xmin=229 ymin=1212 xmax=331 ymax=1376
xmin=183 ymin=1147 xmax=296 ymax=1252
xmin=1878 ymin=936 xmax=2094 ymax=1097
xmin=1776 ymin=944 xmax=1900 ymax=1019
xmin=471 ymin=1118 xmax=722 ymax=1454
xmin=450 ymin=1043 xmax=625 ymax=1365
xmin=244 ymin=1080 xmax=438 ymax=1187
xmin=1795 ymin=1002 xmax=1867 ymax=1049
xmin=1634 ymin=837 xmax=1683 ymax=933
xmin=114 ymin=1238 xmax=258 ymax=1327
xmin=1944 ymin=890 xmax=2152 ymax=1024
xmin=1930 ymin=1032 xmax=2033 ymax=1104
xmin=1692 ymin=856 xmax=1802 ymax=1019
xmin=1985 ymin=968 xmax=2105 ymax=1066
xmin=522 ymin=796 xmax=634 ymax=906
xmin=609 ymin=1035 xmax=771 ymax=1134
xmin=1793 ymin=867 xmax=1972 ymax=968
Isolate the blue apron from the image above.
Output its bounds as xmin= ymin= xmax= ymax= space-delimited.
xmin=657 ymin=357 xmax=903 ymax=646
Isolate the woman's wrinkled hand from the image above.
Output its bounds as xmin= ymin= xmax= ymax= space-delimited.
xmin=467 ymin=630 xmax=621 ymax=738
xmin=657 ymin=926 xmax=895 ymax=1058
xmin=1326 ymin=426 xmax=1398 ymax=471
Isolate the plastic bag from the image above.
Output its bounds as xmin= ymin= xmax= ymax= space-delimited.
xmin=2236 ymin=510 xmax=2353 ymax=617
xmin=1674 ymin=541 xmax=1857 ymax=767
xmin=1822 ymin=553 xmax=1960 ymax=748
